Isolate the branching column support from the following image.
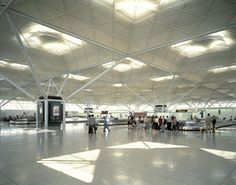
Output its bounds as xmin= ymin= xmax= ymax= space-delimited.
xmin=124 ymin=85 xmax=155 ymax=108
xmin=5 ymin=12 xmax=45 ymax=97
xmin=66 ymin=59 xmax=125 ymax=100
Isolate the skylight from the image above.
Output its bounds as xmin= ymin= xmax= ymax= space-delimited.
xmin=102 ymin=57 xmax=145 ymax=72
xmin=208 ymin=65 xmax=236 ymax=73
xmin=172 ymin=31 xmax=234 ymax=57
xmin=115 ymin=0 xmax=157 ymax=19
xmin=21 ymin=24 xmax=83 ymax=55
xmin=151 ymin=75 xmax=176 ymax=82
xmin=0 ymin=60 xmax=29 ymax=70
xmin=63 ymin=74 xmax=90 ymax=81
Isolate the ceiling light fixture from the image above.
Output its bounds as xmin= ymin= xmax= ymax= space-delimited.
xmin=63 ymin=74 xmax=90 ymax=81
xmin=151 ymin=75 xmax=176 ymax=82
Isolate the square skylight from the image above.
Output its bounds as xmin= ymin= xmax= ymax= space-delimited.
xmin=102 ymin=57 xmax=145 ymax=72
xmin=151 ymin=75 xmax=176 ymax=82
xmin=115 ymin=0 xmax=157 ymax=19
xmin=99 ymin=0 xmax=174 ymax=22
xmin=172 ymin=31 xmax=234 ymax=57
xmin=21 ymin=24 xmax=83 ymax=55
xmin=63 ymin=74 xmax=90 ymax=81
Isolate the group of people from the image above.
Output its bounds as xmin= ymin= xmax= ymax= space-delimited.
xmin=127 ymin=115 xmax=179 ymax=132
xmin=205 ymin=113 xmax=217 ymax=133
xmin=87 ymin=115 xmax=110 ymax=135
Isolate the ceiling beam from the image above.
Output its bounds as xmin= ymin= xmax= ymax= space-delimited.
xmin=167 ymin=84 xmax=200 ymax=108
xmin=130 ymin=21 xmax=236 ymax=56
xmin=66 ymin=59 xmax=125 ymax=100
xmin=0 ymin=91 xmax=21 ymax=109
xmin=5 ymin=11 xmax=45 ymax=97
xmin=2 ymin=74 xmax=35 ymax=100
xmin=0 ymin=0 xmax=13 ymax=17
xmin=124 ymin=85 xmax=155 ymax=108
xmin=9 ymin=8 xmax=126 ymax=56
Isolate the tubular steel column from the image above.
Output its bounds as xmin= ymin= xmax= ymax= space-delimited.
xmin=44 ymin=100 xmax=48 ymax=127
xmin=62 ymin=100 xmax=66 ymax=127
xmin=36 ymin=102 xmax=39 ymax=128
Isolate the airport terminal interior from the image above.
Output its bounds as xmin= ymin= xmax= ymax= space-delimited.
xmin=0 ymin=0 xmax=236 ymax=184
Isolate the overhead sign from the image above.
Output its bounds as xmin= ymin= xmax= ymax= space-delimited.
xmin=176 ymin=109 xmax=188 ymax=112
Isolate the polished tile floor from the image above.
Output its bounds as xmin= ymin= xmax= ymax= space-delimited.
xmin=0 ymin=122 xmax=235 ymax=185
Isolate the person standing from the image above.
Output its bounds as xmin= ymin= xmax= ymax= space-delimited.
xmin=88 ymin=115 xmax=93 ymax=134
xmin=205 ymin=113 xmax=212 ymax=132
xmin=172 ymin=116 xmax=178 ymax=131
xmin=159 ymin=116 xmax=164 ymax=132
xmin=144 ymin=116 xmax=149 ymax=130
xmin=103 ymin=116 xmax=110 ymax=132
xmin=212 ymin=115 xmax=216 ymax=133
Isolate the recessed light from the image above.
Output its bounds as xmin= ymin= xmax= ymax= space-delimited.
xmin=141 ymin=89 xmax=152 ymax=92
xmin=227 ymin=78 xmax=236 ymax=83
xmin=0 ymin=60 xmax=29 ymax=70
xmin=208 ymin=65 xmax=236 ymax=73
xmin=112 ymin=83 xmax=123 ymax=87
xmin=151 ymin=75 xmax=176 ymax=82
xmin=63 ymin=74 xmax=90 ymax=81
xmin=85 ymin=89 xmax=93 ymax=91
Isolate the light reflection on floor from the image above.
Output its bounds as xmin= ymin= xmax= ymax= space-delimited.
xmin=0 ymin=128 xmax=55 ymax=136
xmin=108 ymin=141 xmax=189 ymax=149
xmin=0 ymin=122 xmax=236 ymax=185
xmin=201 ymin=148 xmax=236 ymax=160
xmin=61 ymin=123 xmax=86 ymax=132
xmin=38 ymin=149 xmax=101 ymax=183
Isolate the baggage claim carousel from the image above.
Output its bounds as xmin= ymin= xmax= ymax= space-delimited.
xmin=7 ymin=117 xmax=236 ymax=131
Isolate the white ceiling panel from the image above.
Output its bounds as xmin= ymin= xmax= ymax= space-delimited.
xmin=0 ymin=0 xmax=235 ymax=107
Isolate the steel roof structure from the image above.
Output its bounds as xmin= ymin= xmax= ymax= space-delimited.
xmin=0 ymin=0 xmax=236 ymax=109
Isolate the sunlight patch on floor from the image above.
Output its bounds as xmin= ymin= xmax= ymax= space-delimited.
xmin=201 ymin=148 xmax=236 ymax=160
xmin=38 ymin=149 xmax=101 ymax=183
xmin=107 ymin=141 xmax=188 ymax=149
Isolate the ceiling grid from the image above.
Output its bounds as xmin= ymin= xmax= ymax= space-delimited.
xmin=0 ymin=0 xmax=235 ymax=107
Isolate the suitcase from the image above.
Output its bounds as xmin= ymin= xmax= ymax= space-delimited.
xmin=88 ymin=125 xmax=94 ymax=134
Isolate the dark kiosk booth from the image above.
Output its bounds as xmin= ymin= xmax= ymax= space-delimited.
xmin=37 ymin=96 xmax=64 ymax=127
